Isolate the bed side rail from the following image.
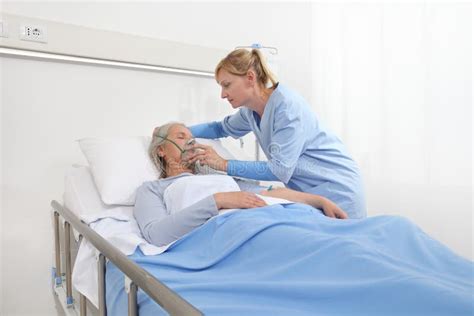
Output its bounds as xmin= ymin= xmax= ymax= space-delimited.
xmin=51 ymin=200 xmax=203 ymax=316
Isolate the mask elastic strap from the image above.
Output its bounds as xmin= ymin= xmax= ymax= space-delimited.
xmin=155 ymin=136 xmax=185 ymax=154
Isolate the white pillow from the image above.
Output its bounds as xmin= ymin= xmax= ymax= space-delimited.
xmin=78 ymin=136 xmax=159 ymax=205
xmin=63 ymin=164 xmax=109 ymax=215
xmin=77 ymin=136 xmax=241 ymax=206
xmin=63 ymin=164 xmax=133 ymax=215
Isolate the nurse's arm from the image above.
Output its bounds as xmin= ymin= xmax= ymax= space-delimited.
xmin=189 ymin=121 xmax=227 ymax=139
xmin=185 ymin=145 xmax=279 ymax=181
xmin=189 ymin=110 xmax=252 ymax=139
xmin=259 ymin=188 xmax=348 ymax=219
xmin=227 ymin=160 xmax=280 ymax=181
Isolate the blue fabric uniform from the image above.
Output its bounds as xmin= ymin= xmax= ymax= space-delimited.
xmin=190 ymin=83 xmax=366 ymax=219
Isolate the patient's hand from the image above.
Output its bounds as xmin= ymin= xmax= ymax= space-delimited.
xmin=213 ymin=192 xmax=267 ymax=210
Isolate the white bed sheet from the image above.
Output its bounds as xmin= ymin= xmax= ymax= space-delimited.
xmin=64 ymin=165 xmax=164 ymax=308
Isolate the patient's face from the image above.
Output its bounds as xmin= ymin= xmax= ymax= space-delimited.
xmin=160 ymin=125 xmax=194 ymax=165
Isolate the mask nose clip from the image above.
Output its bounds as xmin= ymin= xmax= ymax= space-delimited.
xmin=181 ymin=138 xmax=197 ymax=160
xmin=186 ymin=138 xmax=196 ymax=147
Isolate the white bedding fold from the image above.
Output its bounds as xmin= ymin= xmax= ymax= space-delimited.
xmin=73 ymin=209 xmax=166 ymax=308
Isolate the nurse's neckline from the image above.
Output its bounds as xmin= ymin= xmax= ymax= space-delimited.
xmin=254 ymin=82 xmax=279 ymax=118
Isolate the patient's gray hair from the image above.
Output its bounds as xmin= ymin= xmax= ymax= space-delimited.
xmin=149 ymin=121 xmax=186 ymax=178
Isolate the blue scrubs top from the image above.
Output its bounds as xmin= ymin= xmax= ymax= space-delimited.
xmin=190 ymin=83 xmax=366 ymax=219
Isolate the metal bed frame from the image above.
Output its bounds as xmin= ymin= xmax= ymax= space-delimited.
xmin=50 ymin=132 xmax=265 ymax=315
xmin=51 ymin=200 xmax=203 ymax=316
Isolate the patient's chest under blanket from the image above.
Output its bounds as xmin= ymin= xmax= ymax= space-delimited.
xmin=163 ymin=174 xmax=240 ymax=213
xmin=163 ymin=174 xmax=292 ymax=215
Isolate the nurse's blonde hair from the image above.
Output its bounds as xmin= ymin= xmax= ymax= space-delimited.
xmin=215 ymin=49 xmax=278 ymax=89
xmin=149 ymin=122 xmax=186 ymax=178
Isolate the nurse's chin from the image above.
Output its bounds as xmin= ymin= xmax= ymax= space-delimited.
xmin=228 ymin=100 xmax=241 ymax=108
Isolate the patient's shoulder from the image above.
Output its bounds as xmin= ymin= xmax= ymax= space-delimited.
xmin=138 ymin=173 xmax=194 ymax=195
xmin=137 ymin=180 xmax=162 ymax=194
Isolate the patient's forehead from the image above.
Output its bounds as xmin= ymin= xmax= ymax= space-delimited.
xmin=169 ymin=124 xmax=192 ymax=137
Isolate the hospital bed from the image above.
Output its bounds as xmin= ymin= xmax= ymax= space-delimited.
xmin=51 ymin=199 xmax=200 ymax=316
xmin=50 ymin=136 xmax=258 ymax=315
xmin=51 ymin=137 xmax=474 ymax=316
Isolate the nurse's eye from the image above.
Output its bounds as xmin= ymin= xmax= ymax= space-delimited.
xmin=223 ymin=83 xmax=230 ymax=88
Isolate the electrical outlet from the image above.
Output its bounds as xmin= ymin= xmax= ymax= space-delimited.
xmin=20 ymin=24 xmax=47 ymax=43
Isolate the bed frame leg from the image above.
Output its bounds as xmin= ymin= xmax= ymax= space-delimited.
xmin=80 ymin=293 xmax=87 ymax=316
xmin=64 ymin=221 xmax=74 ymax=306
xmin=53 ymin=212 xmax=62 ymax=286
xmin=125 ymin=276 xmax=138 ymax=316
xmin=98 ymin=253 xmax=107 ymax=316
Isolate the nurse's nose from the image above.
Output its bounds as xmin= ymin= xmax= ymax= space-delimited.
xmin=220 ymin=89 xmax=228 ymax=99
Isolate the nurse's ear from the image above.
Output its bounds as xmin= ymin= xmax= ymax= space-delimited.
xmin=246 ymin=69 xmax=257 ymax=86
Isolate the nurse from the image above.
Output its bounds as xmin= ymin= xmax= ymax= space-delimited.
xmin=185 ymin=48 xmax=366 ymax=219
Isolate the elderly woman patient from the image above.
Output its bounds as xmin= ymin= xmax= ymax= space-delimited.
xmin=134 ymin=122 xmax=348 ymax=247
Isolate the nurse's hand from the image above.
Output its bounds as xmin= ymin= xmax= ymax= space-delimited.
xmin=320 ymin=198 xmax=348 ymax=219
xmin=184 ymin=144 xmax=228 ymax=172
xmin=213 ymin=192 xmax=267 ymax=210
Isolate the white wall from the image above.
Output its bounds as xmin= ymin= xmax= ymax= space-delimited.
xmin=0 ymin=44 xmax=3 ymax=315
xmin=1 ymin=2 xmax=313 ymax=315
xmin=1 ymin=2 xmax=313 ymax=102
xmin=1 ymin=2 xmax=472 ymax=316
xmin=311 ymin=2 xmax=472 ymax=260
xmin=1 ymin=55 xmax=228 ymax=315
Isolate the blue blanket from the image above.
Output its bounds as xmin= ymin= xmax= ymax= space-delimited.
xmin=106 ymin=203 xmax=474 ymax=315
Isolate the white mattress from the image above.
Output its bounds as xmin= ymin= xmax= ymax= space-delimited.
xmin=63 ymin=164 xmax=133 ymax=216
xmin=63 ymin=164 xmax=162 ymax=308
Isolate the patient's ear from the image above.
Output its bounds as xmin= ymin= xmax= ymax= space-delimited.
xmin=157 ymin=146 xmax=165 ymax=158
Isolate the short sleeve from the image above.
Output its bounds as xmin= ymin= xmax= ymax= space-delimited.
xmin=267 ymin=105 xmax=306 ymax=184
xmin=220 ymin=109 xmax=252 ymax=138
